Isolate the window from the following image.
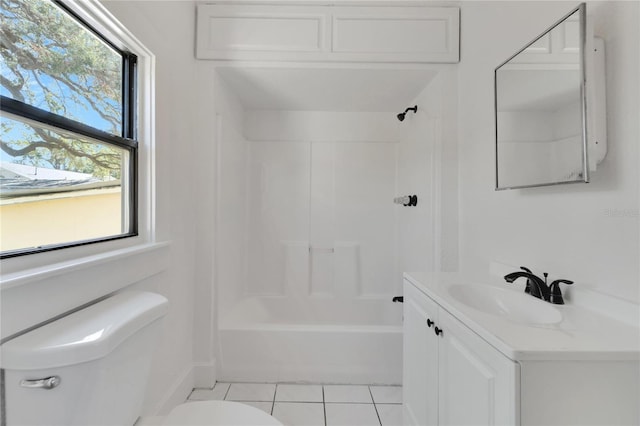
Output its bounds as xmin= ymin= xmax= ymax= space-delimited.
xmin=1 ymin=0 xmax=138 ymax=258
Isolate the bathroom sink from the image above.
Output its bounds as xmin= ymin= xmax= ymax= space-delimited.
xmin=447 ymin=284 xmax=562 ymax=325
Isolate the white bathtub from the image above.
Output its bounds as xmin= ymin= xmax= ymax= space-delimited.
xmin=218 ymin=297 xmax=403 ymax=384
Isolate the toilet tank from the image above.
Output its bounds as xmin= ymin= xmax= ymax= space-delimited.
xmin=1 ymin=291 xmax=169 ymax=426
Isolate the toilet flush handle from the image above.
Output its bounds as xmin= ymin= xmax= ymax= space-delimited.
xmin=20 ymin=376 xmax=61 ymax=390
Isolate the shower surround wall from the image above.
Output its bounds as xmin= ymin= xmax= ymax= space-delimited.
xmin=244 ymin=112 xmax=399 ymax=299
xmin=216 ymin=106 xmax=405 ymax=383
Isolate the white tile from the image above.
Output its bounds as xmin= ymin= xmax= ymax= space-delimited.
xmin=325 ymin=403 xmax=380 ymax=426
xmin=324 ymin=385 xmax=373 ymax=403
xmin=226 ymin=383 xmax=276 ymax=402
xmin=214 ymin=382 xmax=232 ymax=392
xmin=188 ymin=389 xmax=213 ymax=401
xmin=239 ymin=401 xmax=274 ymax=415
xmin=376 ymin=404 xmax=403 ymax=426
xmin=188 ymin=382 xmax=230 ymax=401
xmin=272 ymin=402 xmax=325 ymax=426
xmin=135 ymin=416 xmax=165 ymax=426
xmin=370 ymin=386 xmax=402 ymax=404
xmin=276 ymin=384 xmax=323 ymax=402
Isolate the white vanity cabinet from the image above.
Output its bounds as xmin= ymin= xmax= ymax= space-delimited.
xmin=404 ymin=274 xmax=640 ymax=426
xmin=196 ymin=4 xmax=460 ymax=63
xmin=403 ymin=281 xmax=439 ymax=425
xmin=403 ymin=280 xmax=519 ymax=426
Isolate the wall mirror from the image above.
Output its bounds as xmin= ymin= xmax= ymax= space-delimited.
xmin=495 ymin=4 xmax=588 ymax=190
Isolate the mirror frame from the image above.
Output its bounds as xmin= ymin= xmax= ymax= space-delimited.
xmin=494 ymin=3 xmax=588 ymax=190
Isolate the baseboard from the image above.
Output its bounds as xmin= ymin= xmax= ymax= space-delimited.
xmin=193 ymin=359 xmax=217 ymax=389
xmin=149 ymin=364 xmax=194 ymax=416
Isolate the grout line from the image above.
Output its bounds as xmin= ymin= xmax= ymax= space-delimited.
xmin=322 ymin=385 xmax=327 ymax=426
xmin=1 ymin=369 xmax=6 ymax=426
xmin=271 ymin=384 xmax=277 ymax=415
xmin=222 ymin=382 xmax=232 ymax=401
xmin=323 ymin=402 xmax=375 ymax=405
xmin=217 ymin=381 xmax=399 ymax=424
xmin=369 ymin=386 xmax=383 ymax=426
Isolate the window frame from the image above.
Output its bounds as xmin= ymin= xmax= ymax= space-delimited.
xmin=0 ymin=0 xmax=140 ymax=259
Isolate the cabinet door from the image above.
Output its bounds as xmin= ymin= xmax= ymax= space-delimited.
xmin=196 ymin=5 xmax=331 ymax=61
xmin=331 ymin=7 xmax=460 ymax=63
xmin=437 ymin=309 xmax=519 ymax=426
xmin=403 ymin=281 xmax=439 ymax=426
xmin=515 ymin=10 xmax=579 ymax=65
xmin=196 ymin=5 xmax=459 ymax=63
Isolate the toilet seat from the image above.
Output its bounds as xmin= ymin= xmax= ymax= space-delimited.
xmin=163 ymin=401 xmax=283 ymax=426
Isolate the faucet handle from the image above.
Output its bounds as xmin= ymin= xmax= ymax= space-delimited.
xmin=549 ymin=279 xmax=574 ymax=305
xmin=519 ymin=266 xmax=533 ymax=294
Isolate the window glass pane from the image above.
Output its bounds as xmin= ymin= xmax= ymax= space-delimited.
xmin=1 ymin=0 xmax=123 ymax=135
xmin=0 ymin=114 xmax=130 ymax=253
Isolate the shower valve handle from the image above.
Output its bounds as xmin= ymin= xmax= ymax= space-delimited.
xmin=393 ymin=195 xmax=418 ymax=207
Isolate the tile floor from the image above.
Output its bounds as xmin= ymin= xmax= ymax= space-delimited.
xmin=187 ymin=382 xmax=403 ymax=426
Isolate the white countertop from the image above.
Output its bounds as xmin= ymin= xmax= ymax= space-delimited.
xmin=404 ymin=271 xmax=640 ymax=362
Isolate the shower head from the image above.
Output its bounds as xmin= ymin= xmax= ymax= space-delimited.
xmin=397 ymin=105 xmax=418 ymax=122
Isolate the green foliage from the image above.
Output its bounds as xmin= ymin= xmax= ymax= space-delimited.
xmin=1 ymin=0 xmax=124 ymax=178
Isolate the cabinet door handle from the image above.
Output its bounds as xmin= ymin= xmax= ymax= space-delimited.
xmin=427 ymin=319 xmax=434 ymax=328
xmin=434 ymin=327 xmax=443 ymax=336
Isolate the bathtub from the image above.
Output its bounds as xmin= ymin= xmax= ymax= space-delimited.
xmin=218 ymin=297 xmax=403 ymax=384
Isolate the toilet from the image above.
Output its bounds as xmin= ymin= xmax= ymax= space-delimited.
xmin=163 ymin=401 xmax=282 ymax=425
xmin=0 ymin=291 xmax=283 ymax=426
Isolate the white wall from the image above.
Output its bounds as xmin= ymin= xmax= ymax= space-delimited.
xmin=397 ymin=85 xmax=439 ymax=277
xmin=457 ymin=1 xmax=640 ymax=303
xmin=210 ymin=72 xmax=249 ymax=321
xmin=399 ymin=70 xmax=459 ymax=276
xmin=101 ymin=0 xmax=203 ymax=413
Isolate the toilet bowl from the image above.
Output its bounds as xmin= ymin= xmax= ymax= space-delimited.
xmin=163 ymin=401 xmax=283 ymax=425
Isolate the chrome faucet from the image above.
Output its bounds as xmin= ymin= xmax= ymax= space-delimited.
xmin=504 ymin=267 xmax=573 ymax=304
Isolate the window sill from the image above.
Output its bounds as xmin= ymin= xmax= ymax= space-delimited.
xmin=0 ymin=241 xmax=171 ymax=341
xmin=0 ymin=241 xmax=170 ymax=290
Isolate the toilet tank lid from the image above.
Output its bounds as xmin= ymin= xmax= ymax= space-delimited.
xmin=0 ymin=291 xmax=169 ymax=370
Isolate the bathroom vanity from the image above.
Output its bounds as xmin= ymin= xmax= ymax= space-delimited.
xmin=403 ymin=273 xmax=640 ymax=426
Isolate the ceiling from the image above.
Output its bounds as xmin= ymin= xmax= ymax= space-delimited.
xmin=216 ymin=66 xmax=440 ymax=112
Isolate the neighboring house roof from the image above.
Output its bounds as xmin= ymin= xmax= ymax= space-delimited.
xmin=0 ymin=162 xmax=120 ymax=198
